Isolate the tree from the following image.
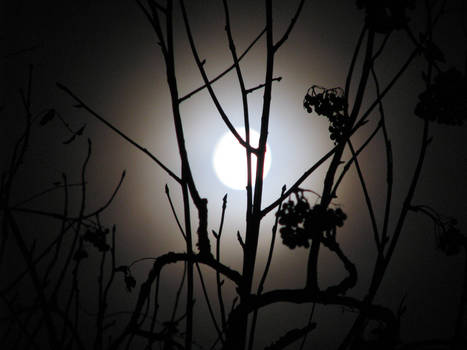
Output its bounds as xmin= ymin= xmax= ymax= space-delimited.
xmin=1 ymin=0 xmax=467 ymax=349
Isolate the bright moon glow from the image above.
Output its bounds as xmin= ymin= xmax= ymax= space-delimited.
xmin=213 ymin=128 xmax=272 ymax=190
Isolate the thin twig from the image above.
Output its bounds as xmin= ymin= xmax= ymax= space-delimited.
xmin=347 ymin=141 xmax=380 ymax=249
xmin=42 ymin=173 xmax=69 ymax=289
xmin=165 ymin=184 xmax=186 ymax=240
xmin=351 ymin=48 xmax=420 ymax=133
xmin=195 ymin=263 xmax=224 ymax=343
xmin=299 ymin=303 xmax=316 ymax=350
xmin=179 ymin=27 xmax=266 ymax=103
xmin=52 ymin=139 xmax=92 ymax=300
xmin=248 ymin=185 xmax=286 ymax=350
xmin=179 ymin=0 xmax=257 ymax=154
xmin=222 ymin=0 xmax=253 ymax=218
xmin=6 ymin=212 xmax=60 ymax=349
xmin=170 ymin=262 xmax=187 ymax=325
xmin=12 ymin=170 xmax=126 ymax=221
xmin=215 ymin=194 xmax=228 ymax=331
xmin=261 ymin=145 xmax=338 ymax=217
xmin=273 ymin=0 xmax=306 ymax=52
xmin=371 ymin=66 xmax=393 ymax=251
xmin=245 ymin=77 xmax=282 ymax=94
xmin=344 ymin=25 xmax=366 ymax=112
xmin=331 ymin=122 xmax=381 ymax=200
xmin=56 ymin=83 xmax=181 ymax=184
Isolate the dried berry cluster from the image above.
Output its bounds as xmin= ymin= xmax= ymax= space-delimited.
xmin=356 ymin=0 xmax=415 ymax=34
xmin=83 ymin=227 xmax=111 ymax=252
xmin=73 ymin=226 xmax=111 ymax=261
xmin=434 ymin=218 xmax=465 ymax=256
xmin=115 ymin=265 xmax=137 ymax=292
xmin=303 ymin=86 xmax=349 ymax=144
xmin=277 ymin=191 xmax=347 ymax=249
xmin=415 ymin=68 xmax=467 ymax=126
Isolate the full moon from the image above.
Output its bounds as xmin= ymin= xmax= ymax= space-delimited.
xmin=213 ymin=128 xmax=272 ymax=190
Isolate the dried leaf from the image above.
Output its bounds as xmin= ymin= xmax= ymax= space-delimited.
xmin=124 ymin=274 xmax=136 ymax=292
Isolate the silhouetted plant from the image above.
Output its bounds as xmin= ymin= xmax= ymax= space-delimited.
xmin=415 ymin=68 xmax=467 ymax=125
xmin=277 ymin=190 xmax=347 ymax=249
xmin=303 ymin=86 xmax=349 ymax=144
xmin=2 ymin=1 xmax=467 ymax=350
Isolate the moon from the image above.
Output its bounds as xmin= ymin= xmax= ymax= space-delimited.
xmin=213 ymin=128 xmax=272 ymax=190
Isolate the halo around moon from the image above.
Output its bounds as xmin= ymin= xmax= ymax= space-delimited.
xmin=213 ymin=128 xmax=272 ymax=190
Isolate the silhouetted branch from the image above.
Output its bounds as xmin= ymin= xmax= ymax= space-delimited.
xmin=215 ymin=194 xmax=228 ymax=331
xmin=51 ymin=304 xmax=86 ymax=350
xmin=52 ymin=140 xmax=91 ymax=300
xmin=371 ymin=65 xmax=393 ymax=252
xmin=258 ymin=186 xmax=287 ymax=291
xmin=11 ymin=180 xmax=82 ymax=208
xmin=195 ymin=262 xmax=224 ymax=343
xmin=56 ymin=83 xmax=181 ymax=184
xmin=299 ymin=303 xmax=316 ymax=350
xmin=344 ymin=25 xmax=366 ymax=115
xmin=167 ymin=262 xmax=187 ymax=349
xmin=245 ymin=77 xmax=282 ymax=94
xmin=100 ymin=226 xmax=117 ymax=348
xmin=1 ymin=68 xmax=34 ymax=264
xmin=11 ymin=170 xmax=126 ymax=222
xmin=248 ymin=185 xmax=286 ymax=350
xmin=6 ymin=211 xmax=59 ymax=349
xmin=42 ymin=173 xmax=69 ymax=290
xmin=341 ymin=47 xmax=433 ymax=349
xmin=146 ymin=268 xmax=161 ymax=349
xmin=347 ymin=141 xmax=381 ymax=248
xmin=222 ymin=0 xmax=254 ymax=217
xmin=273 ymin=0 xmax=306 ymax=52
xmin=179 ymin=0 xmax=257 ymax=155
xmin=112 ymin=252 xmax=241 ymax=348
xmin=3 ymin=2 xmax=464 ymax=349
xmin=132 ymin=328 xmax=184 ymax=349
xmin=261 ymin=145 xmax=338 ymax=217
xmin=0 ymin=293 xmax=42 ymax=350
xmin=165 ymin=184 xmax=186 ymax=240
xmin=331 ymin=122 xmax=381 ymax=201
xmin=264 ymin=323 xmax=317 ymax=350
xmin=352 ymin=48 xmax=419 ymax=132
xmin=321 ymin=237 xmax=358 ymax=295
xmin=225 ymin=288 xmax=397 ymax=348
xmin=382 ymin=103 xmax=431 ymax=278
xmin=135 ymin=0 xmax=168 ymax=56
xmin=178 ymin=27 xmax=266 ymax=103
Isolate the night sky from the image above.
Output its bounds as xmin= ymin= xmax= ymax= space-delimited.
xmin=2 ymin=0 xmax=467 ymax=349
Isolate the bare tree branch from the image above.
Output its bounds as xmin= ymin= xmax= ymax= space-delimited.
xmin=56 ymin=83 xmax=181 ymax=184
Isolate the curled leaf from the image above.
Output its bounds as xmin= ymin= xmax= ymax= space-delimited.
xmin=124 ymin=274 xmax=136 ymax=292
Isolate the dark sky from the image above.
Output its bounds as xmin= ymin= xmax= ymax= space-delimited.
xmin=2 ymin=0 xmax=467 ymax=348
